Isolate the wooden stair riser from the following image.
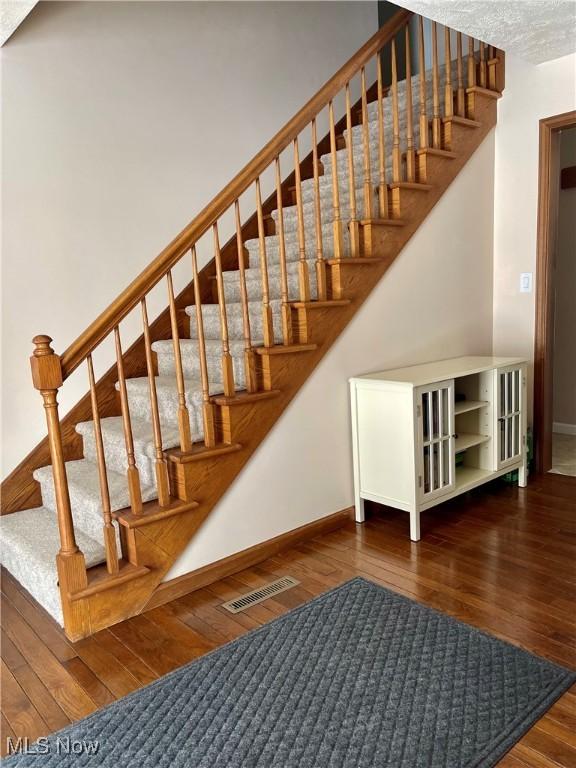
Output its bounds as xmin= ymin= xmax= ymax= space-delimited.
xmin=389 ymin=186 xmax=432 ymax=221
xmin=415 ymin=152 xmax=455 ymax=184
xmin=442 ymin=122 xmax=464 ymax=152
xmin=441 ymin=119 xmax=481 ymax=152
xmin=329 ymin=259 xmax=390 ymax=300
xmin=291 ymin=305 xmax=347 ymax=345
xmin=466 ymin=86 xmax=500 ymax=121
xmin=167 ymin=452 xmax=234 ymax=502
xmin=255 ymin=348 xmax=313 ymax=391
xmin=358 ymin=224 xmax=405 ymax=259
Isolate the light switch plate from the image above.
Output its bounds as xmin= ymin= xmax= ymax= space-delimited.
xmin=520 ymin=273 xmax=533 ymax=293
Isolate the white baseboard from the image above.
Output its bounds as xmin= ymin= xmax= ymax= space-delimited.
xmin=553 ymin=422 xmax=576 ymax=436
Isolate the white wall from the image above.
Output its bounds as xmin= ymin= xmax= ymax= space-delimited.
xmin=168 ymin=132 xmax=496 ymax=577
xmin=1 ymin=1 xmax=378 ymax=478
xmin=492 ymin=52 xmax=576 ymax=415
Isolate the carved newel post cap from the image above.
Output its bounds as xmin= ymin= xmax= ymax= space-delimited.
xmin=30 ymin=335 xmax=62 ymax=390
xmin=32 ymin=335 xmax=54 ymax=356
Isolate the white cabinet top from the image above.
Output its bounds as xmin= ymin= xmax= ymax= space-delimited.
xmin=350 ymin=356 xmax=526 ymax=387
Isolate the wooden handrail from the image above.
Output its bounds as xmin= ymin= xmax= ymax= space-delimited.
xmin=59 ymin=8 xmax=412 ymax=378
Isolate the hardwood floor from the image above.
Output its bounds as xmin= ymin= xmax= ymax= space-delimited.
xmin=1 ymin=472 xmax=575 ymax=765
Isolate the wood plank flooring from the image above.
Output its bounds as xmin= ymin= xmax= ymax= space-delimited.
xmin=1 ymin=472 xmax=575 ymax=765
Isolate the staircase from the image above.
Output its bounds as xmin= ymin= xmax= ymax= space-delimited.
xmin=0 ymin=9 xmax=504 ymax=640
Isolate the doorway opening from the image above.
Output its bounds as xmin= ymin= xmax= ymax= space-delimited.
xmin=534 ymin=111 xmax=576 ymax=476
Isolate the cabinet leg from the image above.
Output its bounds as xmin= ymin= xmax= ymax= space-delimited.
xmin=355 ymin=497 xmax=365 ymax=523
xmin=518 ymin=463 xmax=528 ymax=488
xmin=409 ymin=509 xmax=421 ymax=541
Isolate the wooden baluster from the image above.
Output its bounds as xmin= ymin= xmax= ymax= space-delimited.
xmin=114 ymin=326 xmax=143 ymax=513
xmin=391 ymin=37 xmax=402 ymax=182
xmin=431 ymin=21 xmax=441 ymax=149
xmin=328 ymin=100 xmax=344 ymax=260
xmin=488 ymin=46 xmax=505 ymax=92
xmin=87 ymin=354 xmax=119 ymax=573
xmin=361 ymin=66 xmax=374 ymax=218
xmin=141 ymin=297 xmax=170 ymax=505
xmin=167 ymin=271 xmax=193 ymax=451
xmin=405 ymin=26 xmax=415 ymax=182
xmin=311 ymin=119 xmax=327 ymax=298
xmin=468 ymin=36 xmax=476 ymax=88
xmin=213 ymin=222 xmax=235 ymax=396
xmin=273 ymin=159 xmax=293 ymax=341
xmin=444 ymin=26 xmax=453 ymax=118
xmin=256 ymin=178 xmax=275 ymax=346
xmin=293 ymin=137 xmax=311 ymax=302
xmin=234 ymin=200 xmax=258 ymax=385
xmin=456 ymin=32 xmax=465 ymax=117
xmin=191 ymin=246 xmax=216 ymax=447
xmin=376 ymin=50 xmax=389 ymax=217
xmin=418 ymin=16 xmax=428 ymax=150
xmin=479 ymin=41 xmax=487 ymax=88
xmin=345 ymin=82 xmax=359 ymax=256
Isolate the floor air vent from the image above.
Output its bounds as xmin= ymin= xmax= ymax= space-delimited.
xmin=221 ymin=576 xmax=300 ymax=614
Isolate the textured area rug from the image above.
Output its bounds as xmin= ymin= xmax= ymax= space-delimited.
xmin=5 ymin=578 xmax=575 ymax=767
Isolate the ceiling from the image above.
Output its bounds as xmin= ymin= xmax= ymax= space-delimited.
xmin=1 ymin=0 xmax=37 ymax=46
xmin=391 ymin=0 xmax=576 ymax=64
xmin=2 ymin=1 xmax=576 ymax=62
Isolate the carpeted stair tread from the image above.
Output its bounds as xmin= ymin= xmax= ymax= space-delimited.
xmin=153 ymin=338 xmax=247 ymax=360
xmin=76 ymin=416 xmax=183 ymax=487
xmin=245 ymin=235 xmax=344 ymax=267
xmin=186 ymin=298 xmax=285 ymax=343
xmin=0 ymin=507 xmax=108 ymax=624
xmin=34 ymin=459 xmax=157 ymax=543
xmin=125 ymin=373 xmax=224 ymax=402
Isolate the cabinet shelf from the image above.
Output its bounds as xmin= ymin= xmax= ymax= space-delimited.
xmin=454 ymin=400 xmax=489 ymax=416
xmin=454 ymin=433 xmax=490 ymax=453
xmin=455 ymin=466 xmax=493 ymax=491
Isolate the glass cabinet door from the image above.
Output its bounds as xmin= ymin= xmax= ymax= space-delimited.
xmin=416 ymin=379 xmax=455 ymax=503
xmin=496 ymin=367 xmax=523 ymax=468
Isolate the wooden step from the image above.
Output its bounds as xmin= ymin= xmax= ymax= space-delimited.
xmin=442 ymin=115 xmax=482 ymax=128
xmin=388 ymin=181 xmax=433 ymax=191
xmin=466 ymin=85 xmax=502 ymax=99
xmin=114 ymin=496 xmax=199 ymax=529
xmin=211 ymin=389 xmax=281 ymax=406
xmin=70 ymin=560 xmax=151 ymax=600
xmin=254 ymin=343 xmax=317 ymax=356
xmin=291 ymin=299 xmax=351 ymax=310
xmin=416 ymin=148 xmax=457 ymax=159
xmin=166 ymin=442 xmax=243 ymax=464
xmin=326 ymin=256 xmax=391 ymax=266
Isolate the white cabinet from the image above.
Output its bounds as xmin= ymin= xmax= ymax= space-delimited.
xmin=350 ymin=356 xmax=528 ymax=541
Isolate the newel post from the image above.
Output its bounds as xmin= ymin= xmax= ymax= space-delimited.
xmin=30 ymin=335 xmax=89 ymax=638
